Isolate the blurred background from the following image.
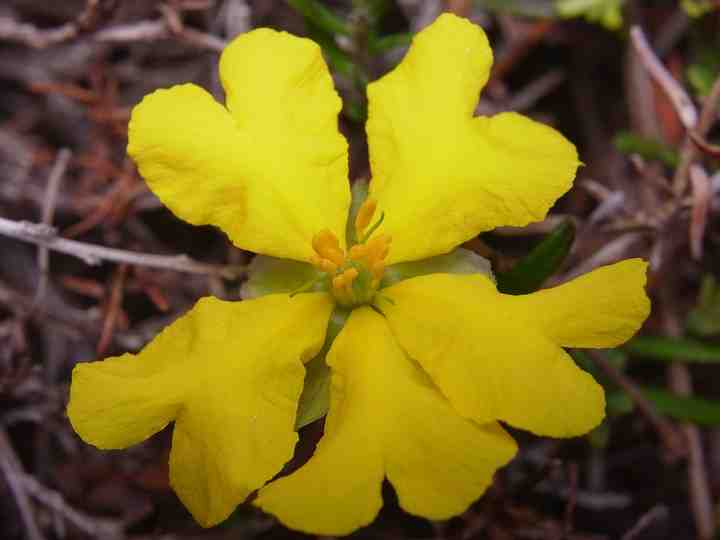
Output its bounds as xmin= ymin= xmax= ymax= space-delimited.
xmin=1 ymin=0 xmax=720 ymax=538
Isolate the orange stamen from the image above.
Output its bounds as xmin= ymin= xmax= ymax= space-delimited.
xmin=354 ymin=198 xmax=377 ymax=238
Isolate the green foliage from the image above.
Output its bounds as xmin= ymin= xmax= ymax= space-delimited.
xmin=478 ymin=0 xmax=557 ymax=18
xmin=287 ymin=0 xmax=412 ymax=123
xmin=623 ymin=335 xmax=720 ymax=363
xmin=555 ymin=0 xmax=625 ymax=30
xmin=686 ymin=29 xmax=720 ymax=97
xmin=681 ymin=0 xmax=716 ymax=17
xmin=644 ymin=388 xmax=720 ymax=425
xmin=286 ymin=0 xmax=350 ymax=36
xmin=687 ymin=275 xmax=720 ymax=337
xmin=687 ymin=59 xmax=720 ymax=98
xmin=496 ymin=220 xmax=575 ymax=295
xmin=613 ymin=131 xmax=679 ymax=167
xmin=608 ymin=388 xmax=720 ymax=426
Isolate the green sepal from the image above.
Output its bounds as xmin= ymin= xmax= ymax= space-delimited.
xmin=496 ymin=220 xmax=575 ymax=295
xmin=346 ymin=179 xmax=369 ymax=245
xmin=240 ymin=255 xmax=324 ymax=300
xmin=381 ymin=248 xmax=494 ymax=288
xmin=295 ymin=307 xmax=351 ymax=429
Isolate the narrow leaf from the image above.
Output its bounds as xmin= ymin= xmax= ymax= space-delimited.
xmin=613 ymin=131 xmax=679 ymax=167
xmin=496 ymin=220 xmax=575 ymax=295
xmin=624 ymin=335 xmax=720 ymax=363
xmin=286 ymin=0 xmax=350 ymax=36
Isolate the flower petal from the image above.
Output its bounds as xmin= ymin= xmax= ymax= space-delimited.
xmin=366 ymin=13 xmax=579 ymax=263
xmin=128 ymin=28 xmax=350 ymax=261
xmin=255 ymin=307 xmax=516 ymax=535
xmin=68 ymin=352 xmax=186 ymax=450
xmin=516 ymin=258 xmax=651 ymax=347
xmin=381 ymin=264 xmax=648 ymax=437
xmin=127 ymin=84 xmax=249 ymax=250
xmin=68 ymin=293 xmax=334 ymax=527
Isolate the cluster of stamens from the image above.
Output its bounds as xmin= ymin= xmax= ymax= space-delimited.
xmin=309 ymin=198 xmax=391 ymax=307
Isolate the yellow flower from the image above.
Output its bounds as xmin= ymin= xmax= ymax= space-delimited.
xmin=67 ymin=13 xmax=650 ymax=536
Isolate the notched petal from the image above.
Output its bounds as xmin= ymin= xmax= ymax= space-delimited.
xmin=129 ymin=27 xmax=351 ymax=261
xmin=68 ymin=293 xmax=335 ymax=528
xmin=256 ymin=308 xmax=516 ymax=535
xmin=381 ymin=268 xmax=647 ymax=437
xmin=366 ymin=14 xmax=580 ymax=263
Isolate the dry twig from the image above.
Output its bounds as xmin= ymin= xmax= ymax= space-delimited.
xmin=0 ymin=7 xmax=227 ymax=52
xmin=0 ymin=427 xmax=45 ymax=540
xmin=0 ymin=217 xmax=244 ymax=278
xmin=621 ymin=505 xmax=669 ymax=540
xmin=672 ymin=76 xmax=720 ymax=195
xmin=33 ymin=148 xmax=72 ymax=307
xmin=688 ymin=164 xmax=711 ymax=260
xmin=629 ymin=26 xmax=698 ymax=130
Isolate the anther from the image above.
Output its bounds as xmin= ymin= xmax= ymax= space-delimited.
xmin=332 ymin=273 xmax=346 ymax=291
xmin=349 ymin=244 xmax=367 ymax=261
xmin=312 ymin=229 xmax=345 ymax=266
xmin=365 ymin=234 xmax=392 ymax=264
xmin=370 ymin=260 xmax=385 ymax=280
xmin=355 ymin=198 xmax=377 ymax=239
xmin=343 ymin=267 xmax=359 ymax=284
xmin=319 ymin=259 xmax=338 ymax=273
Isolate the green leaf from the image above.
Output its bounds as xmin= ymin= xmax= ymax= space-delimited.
xmin=613 ymin=131 xmax=679 ymax=168
xmin=686 ymin=36 xmax=720 ymax=97
xmin=295 ymin=308 xmax=350 ymax=428
xmin=381 ymin=249 xmax=494 ymax=288
xmin=644 ymin=388 xmax=720 ymax=425
xmin=605 ymin=391 xmax=634 ymax=415
xmin=495 ymin=220 xmax=575 ymax=295
xmin=687 ymin=275 xmax=720 ymax=337
xmin=609 ymin=387 xmax=720 ymax=426
xmin=286 ymin=0 xmax=350 ymax=36
xmin=555 ymin=0 xmax=625 ymax=30
xmin=368 ymin=32 xmax=413 ymax=54
xmin=308 ymin=25 xmax=355 ymax=78
xmin=623 ymin=335 xmax=720 ymax=363
xmin=681 ymin=0 xmax=716 ymax=17
xmin=479 ymin=0 xmax=557 ymax=18
xmin=240 ymin=255 xmax=324 ymax=299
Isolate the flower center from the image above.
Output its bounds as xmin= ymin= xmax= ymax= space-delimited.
xmin=310 ymin=198 xmax=391 ymax=307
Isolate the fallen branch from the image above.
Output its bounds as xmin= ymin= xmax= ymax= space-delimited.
xmin=0 ymin=217 xmax=244 ymax=278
